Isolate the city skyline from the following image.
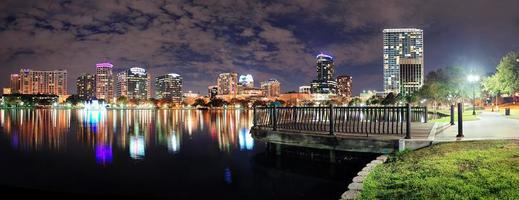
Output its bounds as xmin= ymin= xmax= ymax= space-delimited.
xmin=2 ymin=0 xmax=519 ymax=95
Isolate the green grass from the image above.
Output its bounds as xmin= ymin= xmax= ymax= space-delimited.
xmin=505 ymin=110 xmax=519 ymax=120
xmin=430 ymin=110 xmax=480 ymax=122
xmin=359 ymin=140 xmax=519 ymax=200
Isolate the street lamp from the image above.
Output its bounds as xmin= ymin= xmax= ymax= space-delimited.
xmin=467 ymin=74 xmax=480 ymax=115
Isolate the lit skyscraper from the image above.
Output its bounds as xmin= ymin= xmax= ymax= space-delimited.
xmin=155 ymin=73 xmax=183 ymax=102
xmin=19 ymin=69 xmax=67 ymax=95
xmin=116 ymin=67 xmax=151 ymax=100
xmin=217 ymin=72 xmax=238 ymax=96
xmin=336 ymin=75 xmax=352 ymax=98
xmin=10 ymin=74 xmax=20 ymax=94
xmin=95 ymin=63 xmax=114 ymax=101
xmin=310 ymin=53 xmax=337 ymax=94
xmin=383 ymin=28 xmax=423 ymax=94
xmin=77 ymin=74 xmax=96 ymax=100
xmin=261 ymin=79 xmax=281 ymax=97
xmin=238 ymin=74 xmax=254 ymax=88
xmin=208 ymin=85 xmax=218 ymax=99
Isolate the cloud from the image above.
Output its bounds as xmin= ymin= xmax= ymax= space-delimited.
xmin=1 ymin=0 xmax=519 ymax=95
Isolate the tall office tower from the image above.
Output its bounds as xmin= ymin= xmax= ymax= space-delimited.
xmin=310 ymin=53 xmax=337 ymax=94
xmin=10 ymin=74 xmax=20 ymax=94
xmin=383 ymin=28 xmax=423 ymax=95
xmin=260 ymin=79 xmax=281 ymax=97
xmin=155 ymin=73 xmax=183 ymax=102
xmin=19 ymin=69 xmax=68 ymax=95
xmin=76 ymin=74 xmax=96 ymax=100
xmin=238 ymin=74 xmax=254 ymax=88
xmin=208 ymin=85 xmax=218 ymax=99
xmin=299 ymin=85 xmax=311 ymax=94
xmin=217 ymin=72 xmax=238 ymax=96
xmin=95 ymin=63 xmax=114 ymax=101
xmin=336 ymin=75 xmax=352 ymax=98
xmin=116 ymin=67 xmax=151 ymax=100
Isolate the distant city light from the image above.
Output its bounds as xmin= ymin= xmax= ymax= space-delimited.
xmin=96 ymin=62 xmax=113 ymax=68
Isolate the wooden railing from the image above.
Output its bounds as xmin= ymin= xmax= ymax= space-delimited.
xmin=253 ymin=105 xmax=428 ymax=139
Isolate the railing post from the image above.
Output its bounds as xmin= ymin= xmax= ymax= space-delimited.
xmin=424 ymin=106 xmax=428 ymax=123
xmin=405 ymin=103 xmax=411 ymax=139
xmin=253 ymin=106 xmax=257 ymax=127
xmin=329 ymin=104 xmax=334 ymax=135
xmin=450 ymin=104 xmax=455 ymax=125
xmin=456 ymin=103 xmax=464 ymax=137
xmin=272 ymin=105 xmax=277 ymax=131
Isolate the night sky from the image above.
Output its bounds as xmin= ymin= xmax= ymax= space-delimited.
xmin=1 ymin=0 xmax=519 ymax=95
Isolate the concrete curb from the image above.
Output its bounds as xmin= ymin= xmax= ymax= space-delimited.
xmin=340 ymin=155 xmax=388 ymax=200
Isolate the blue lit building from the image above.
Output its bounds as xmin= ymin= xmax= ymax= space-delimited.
xmin=310 ymin=53 xmax=337 ymax=94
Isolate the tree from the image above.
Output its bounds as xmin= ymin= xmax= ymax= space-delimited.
xmin=192 ymin=98 xmax=206 ymax=107
xmin=252 ymin=100 xmax=267 ymax=107
xmin=416 ymin=66 xmax=474 ymax=109
xmin=209 ymin=98 xmax=227 ymax=107
xmin=381 ymin=92 xmax=397 ymax=105
xmin=66 ymin=94 xmax=82 ymax=105
xmin=484 ymin=52 xmax=519 ymax=96
xmin=116 ymin=96 xmax=128 ymax=105
xmin=366 ymin=95 xmax=383 ymax=105
xmin=348 ymin=97 xmax=362 ymax=106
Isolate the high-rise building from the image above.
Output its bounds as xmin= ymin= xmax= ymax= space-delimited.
xmin=299 ymin=85 xmax=311 ymax=94
xmin=155 ymin=73 xmax=183 ymax=102
xmin=19 ymin=69 xmax=67 ymax=95
xmin=336 ymin=75 xmax=352 ymax=98
xmin=217 ymin=72 xmax=238 ymax=96
xmin=208 ymin=85 xmax=218 ymax=99
xmin=238 ymin=74 xmax=254 ymax=88
xmin=399 ymin=58 xmax=424 ymax=95
xmin=261 ymin=79 xmax=281 ymax=97
xmin=10 ymin=74 xmax=20 ymax=94
xmin=76 ymin=74 xmax=96 ymax=100
xmin=116 ymin=67 xmax=151 ymax=100
xmin=95 ymin=63 xmax=114 ymax=101
xmin=310 ymin=53 xmax=337 ymax=94
xmin=383 ymin=28 xmax=423 ymax=94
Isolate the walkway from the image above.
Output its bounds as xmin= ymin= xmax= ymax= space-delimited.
xmin=435 ymin=112 xmax=519 ymax=141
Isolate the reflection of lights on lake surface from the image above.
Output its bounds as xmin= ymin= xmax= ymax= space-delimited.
xmin=96 ymin=145 xmax=113 ymax=165
xmin=224 ymin=168 xmax=232 ymax=184
xmin=239 ymin=128 xmax=254 ymax=150
xmin=168 ymin=133 xmax=180 ymax=153
xmin=130 ymin=136 xmax=145 ymax=159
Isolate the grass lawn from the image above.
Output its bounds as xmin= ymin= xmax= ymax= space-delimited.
xmin=360 ymin=140 xmax=519 ymax=200
xmin=430 ymin=110 xmax=480 ymax=122
xmin=505 ymin=109 xmax=519 ymax=120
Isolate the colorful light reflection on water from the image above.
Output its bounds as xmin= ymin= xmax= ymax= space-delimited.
xmin=0 ymin=109 xmax=254 ymax=165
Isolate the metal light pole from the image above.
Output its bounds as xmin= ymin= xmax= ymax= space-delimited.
xmin=467 ymin=75 xmax=480 ymax=116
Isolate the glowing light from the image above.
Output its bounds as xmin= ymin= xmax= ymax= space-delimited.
xmin=130 ymin=136 xmax=145 ymax=159
xmin=224 ymin=168 xmax=232 ymax=184
xmin=95 ymin=145 xmax=113 ymax=165
xmin=316 ymin=53 xmax=333 ymax=60
xmin=84 ymin=100 xmax=107 ymax=111
xmin=168 ymin=133 xmax=180 ymax=153
xmin=96 ymin=62 xmax=113 ymax=68
xmin=238 ymin=128 xmax=254 ymax=150
xmin=129 ymin=67 xmax=146 ymax=75
xmin=467 ymin=74 xmax=480 ymax=82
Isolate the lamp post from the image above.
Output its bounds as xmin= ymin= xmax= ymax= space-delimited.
xmin=467 ymin=75 xmax=480 ymax=116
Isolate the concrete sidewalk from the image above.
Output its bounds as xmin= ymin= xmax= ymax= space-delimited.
xmin=435 ymin=112 xmax=519 ymax=141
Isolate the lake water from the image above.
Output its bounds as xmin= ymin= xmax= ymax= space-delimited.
xmin=0 ymin=109 xmax=373 ymax=199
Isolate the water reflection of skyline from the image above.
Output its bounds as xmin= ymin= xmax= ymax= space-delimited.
xmin=0 ymin=109 xmax=254 ymax=164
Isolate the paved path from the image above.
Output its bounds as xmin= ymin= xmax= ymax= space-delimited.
xmin=435 ymin=112 xmax=519 ymax=141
